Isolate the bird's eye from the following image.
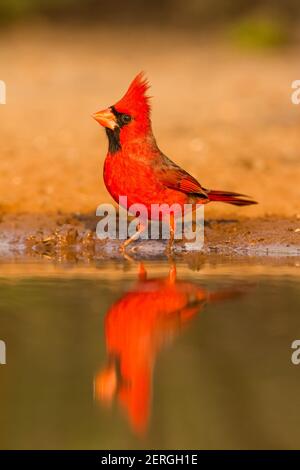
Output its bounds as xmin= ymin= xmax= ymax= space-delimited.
xmin=121 ymin=114 xmax=132 ymax=125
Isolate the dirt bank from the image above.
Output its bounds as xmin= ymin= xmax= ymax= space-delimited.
xmin=0 ymin=213 xmax=299 ymax=261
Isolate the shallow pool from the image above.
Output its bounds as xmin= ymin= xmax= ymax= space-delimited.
xmin=0 ymin=261 xmax=299 ymax=449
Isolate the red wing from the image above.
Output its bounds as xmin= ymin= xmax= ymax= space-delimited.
xmin=154 ymin=154 xmax=208 ymax=199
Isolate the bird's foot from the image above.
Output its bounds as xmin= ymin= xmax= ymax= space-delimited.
xmin=119 ymin=241 xmax=139 ymax=262
xmin=119 ymin=222 xmax=146 ymax=259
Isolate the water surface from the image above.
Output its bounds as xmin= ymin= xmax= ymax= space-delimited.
xmin=0 ymin=261 xmax=299 ymax=449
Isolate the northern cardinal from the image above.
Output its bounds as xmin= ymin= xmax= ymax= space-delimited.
xmin=93 ymin=73 xmax=257 ymax=252
xmin=94 ymin=263 xmax=246 ymax=434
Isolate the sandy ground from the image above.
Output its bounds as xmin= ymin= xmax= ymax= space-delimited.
xmin=0 ymin=25 xmax=300 ymax=259
xmin=0 ymin=25 xmax=299 ymax=215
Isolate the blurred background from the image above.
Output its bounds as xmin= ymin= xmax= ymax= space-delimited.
xmin=0 ymin=0 xmax=299 ymax=216
xmin=1 ymin=0 xmax=300 ymax=30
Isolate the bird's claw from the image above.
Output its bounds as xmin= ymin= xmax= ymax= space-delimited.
xmin=119 ymin=242 xmax=138 ymax=262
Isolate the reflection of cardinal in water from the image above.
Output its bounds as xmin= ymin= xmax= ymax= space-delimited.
xmin=94 ymin=264 xmax=244 ymax=435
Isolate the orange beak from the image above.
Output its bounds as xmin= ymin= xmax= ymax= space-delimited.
xmin=92 ymin=107 xmax=117 ymax=130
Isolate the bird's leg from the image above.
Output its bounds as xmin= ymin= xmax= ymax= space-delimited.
xmin=166 ymin=214 xmax=175 ymax=255
xmin=120 ymin=222 xmax=146 ymax=254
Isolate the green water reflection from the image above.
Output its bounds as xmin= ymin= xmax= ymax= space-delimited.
xmin=0 ymin=263 xmax=299 ymax=449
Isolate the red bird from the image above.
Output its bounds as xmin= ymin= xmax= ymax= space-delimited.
xmin=93 ymin=73 xmax=256 ymax=252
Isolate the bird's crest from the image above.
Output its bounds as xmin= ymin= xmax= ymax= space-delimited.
xmin=114 ymin=72 xmax=151 ymax=117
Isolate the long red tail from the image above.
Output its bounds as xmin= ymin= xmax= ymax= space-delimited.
xmin=207 ymin=189 xmax=257 ymax=206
